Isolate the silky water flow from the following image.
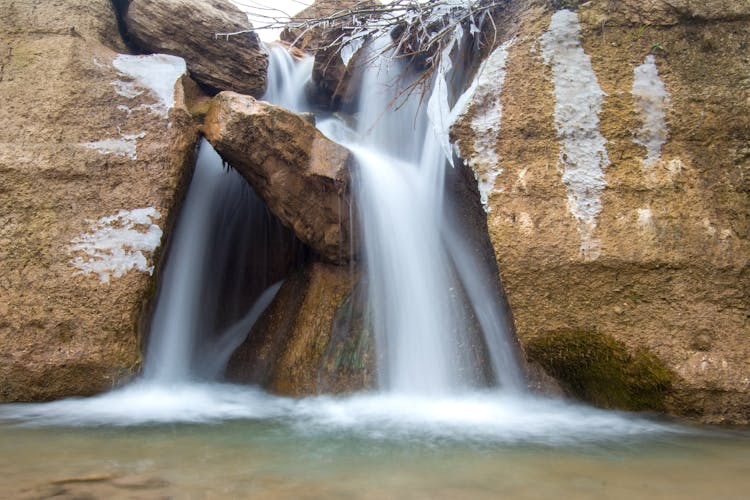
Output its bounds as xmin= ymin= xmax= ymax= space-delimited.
xmin=2 ymin=25 xmax=748 ymax=500
xmin=145 ymin=46 xmax=312 ymax=383
xmin=318 ymin=36 xmax=523 ymax=394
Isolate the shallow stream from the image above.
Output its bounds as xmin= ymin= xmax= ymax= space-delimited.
xmin=1 ymin=384 xmax=748 ymax=499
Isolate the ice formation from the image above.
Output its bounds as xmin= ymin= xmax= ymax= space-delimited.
xmin=541 ymin=10 xmax=609 ymax=259
xmin=112 ymin=54 xmax=187 ymax=118
xmin=80 ymin=132 xmax=145 ymax=160
xmin=69 ymin=208 xmax=163 ymax=284
xmin=452 ymin=39 xmax=515 ymax=211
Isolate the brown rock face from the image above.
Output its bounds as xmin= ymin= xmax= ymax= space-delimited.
xmin=0 ymin=1 xmax=198 ymax=400
xmin=452 ymin=1 xmax=750 ymax=423
xmin=226 ymin=262 xmax=374 ymax=395
xmin=203 ymin=91 xmax=356 ymax=263
xmin=600 ymin=0 xmax=750 ymax=25
xmin=125 ymin=0 xmax=268 ymax=96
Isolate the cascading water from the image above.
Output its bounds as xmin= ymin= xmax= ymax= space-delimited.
xmin=264 ymin=45 xmax=314 ymax=113
xmin=144 ymin=140 xmax=286 ymax=382
xmin=144 ymin=44 xmax=312 ymax=384
xmin=143 ymin=29 xmax=524 ymax=394
xmin=319 ymin=36 xmax=524 ymax=394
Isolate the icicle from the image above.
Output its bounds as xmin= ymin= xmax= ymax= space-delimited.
xmin=427 ymin=23 xmax=465 ymax=167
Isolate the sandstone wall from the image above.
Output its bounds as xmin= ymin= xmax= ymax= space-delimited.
xmin=453 ymin=0 xmax=749 ymax=423
xmin=0 ymin=0 xmax=198 ymax=400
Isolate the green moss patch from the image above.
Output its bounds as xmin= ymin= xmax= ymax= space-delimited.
xmin=526 ymin=331 xmax=674 ymax=411
xmin=317 ymin=283 xmax=376 ymax=392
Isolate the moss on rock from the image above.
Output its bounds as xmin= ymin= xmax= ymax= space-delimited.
xmin=317 ymin=282 xmax=376 ymax=392
xmin=526 ymin=331 xmax=674 ymax=411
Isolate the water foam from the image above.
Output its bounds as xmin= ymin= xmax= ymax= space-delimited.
xmin=0 ymin=386 xmax=682 ymax=446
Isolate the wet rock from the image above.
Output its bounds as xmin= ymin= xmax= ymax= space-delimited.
xmin=0 ymin=0 xmax=198 ymax=401
xmin=50 ymin=474 xmax=116 ymax=485
xmin=202 ymin=91 xmax=356 ymax=263
xmin=317 ymin=276 xmax=376 ymax=393
xmin=125 ymin=0 xmax=268 ymax=96
xmin=451 ymin=1 xmax=750 ymax=423
xmin=111 ymin=475 xmax=170 ymax=490
xmin=281 ymin=0 xmax=370 ymax=108
xmin=226 ymin=262 xmax=373 ymax=394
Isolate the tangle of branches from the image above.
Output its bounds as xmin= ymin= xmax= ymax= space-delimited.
xmin=223 ymin=0 xmax=510 ymax=69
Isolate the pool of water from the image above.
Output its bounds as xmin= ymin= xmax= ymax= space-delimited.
xmin=1 ymin=384 xmax=748 ymax=499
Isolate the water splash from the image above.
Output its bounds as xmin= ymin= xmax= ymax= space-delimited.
xmin=0 ymin=385 xmax=685 ymax=447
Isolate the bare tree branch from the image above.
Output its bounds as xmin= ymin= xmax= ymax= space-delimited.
xmin=220 ymin=1 xmax=511 ymax=112
xmin=219 ymin=0 xmax=509 ymax=67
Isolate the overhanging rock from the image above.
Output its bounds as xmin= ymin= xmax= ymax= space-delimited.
xmin=202 ymin=91 xmax=356 ymax=264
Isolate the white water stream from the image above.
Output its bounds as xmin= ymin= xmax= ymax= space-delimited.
xmin=144 ymin=141 xmax=281 ymax=382
xmin=318 ymin=36 xmax=523 ymax=393
xmin=147 ymin=46 xmax=312 ymax=383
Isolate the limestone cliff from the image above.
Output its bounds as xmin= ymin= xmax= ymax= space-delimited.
xmin=0 ymin=0 xmax=198 ymax=400
xmin=452 ymin=0 xmax=750 ymax=423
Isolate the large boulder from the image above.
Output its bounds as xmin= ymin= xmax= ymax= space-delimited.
xmin=125 ymin=0 xmax=268 ymax=96
xmin=0 ymin=1 xmax=198 ymax=400
xmin=452 ymin=1 xmax=750 ymax=423
xmin=202 ymin=91 xmax=356 ymax=263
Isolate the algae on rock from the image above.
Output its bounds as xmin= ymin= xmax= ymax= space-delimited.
xmin=527 ymin=331 xmax=674 ymax=411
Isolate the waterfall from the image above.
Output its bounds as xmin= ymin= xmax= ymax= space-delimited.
xmin=0 ymin=30 xmax=686 ymax=444
xmin=142 ymin=33 xmax=522 ymax=392
xmin=143 ymin=46 xmax=311 ymax=383
xmin=264 ymin=45 xmax=314 ymax=113
xmin=144 ymin=140 xmax=286 ymax=382
xmin=144 ymin=141 xmax=238 ymax=381
xmin=320 ymin=37 xmax=524 ymax=394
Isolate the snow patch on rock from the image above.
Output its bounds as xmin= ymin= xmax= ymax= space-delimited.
xmin=632 ymin=55 xmax=670 ymax=167
xmin=541 ymin=10 xmax=609 ymax=260
xmin=70 ymin=208 xmax=163 ymax=284
xmin=80 ymin=132 xmax=146 ymax=160
xmin=112 ymin=54 xmax=187 ymax=118
xmin=452 ymin=38 xmax=515 ymax=212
